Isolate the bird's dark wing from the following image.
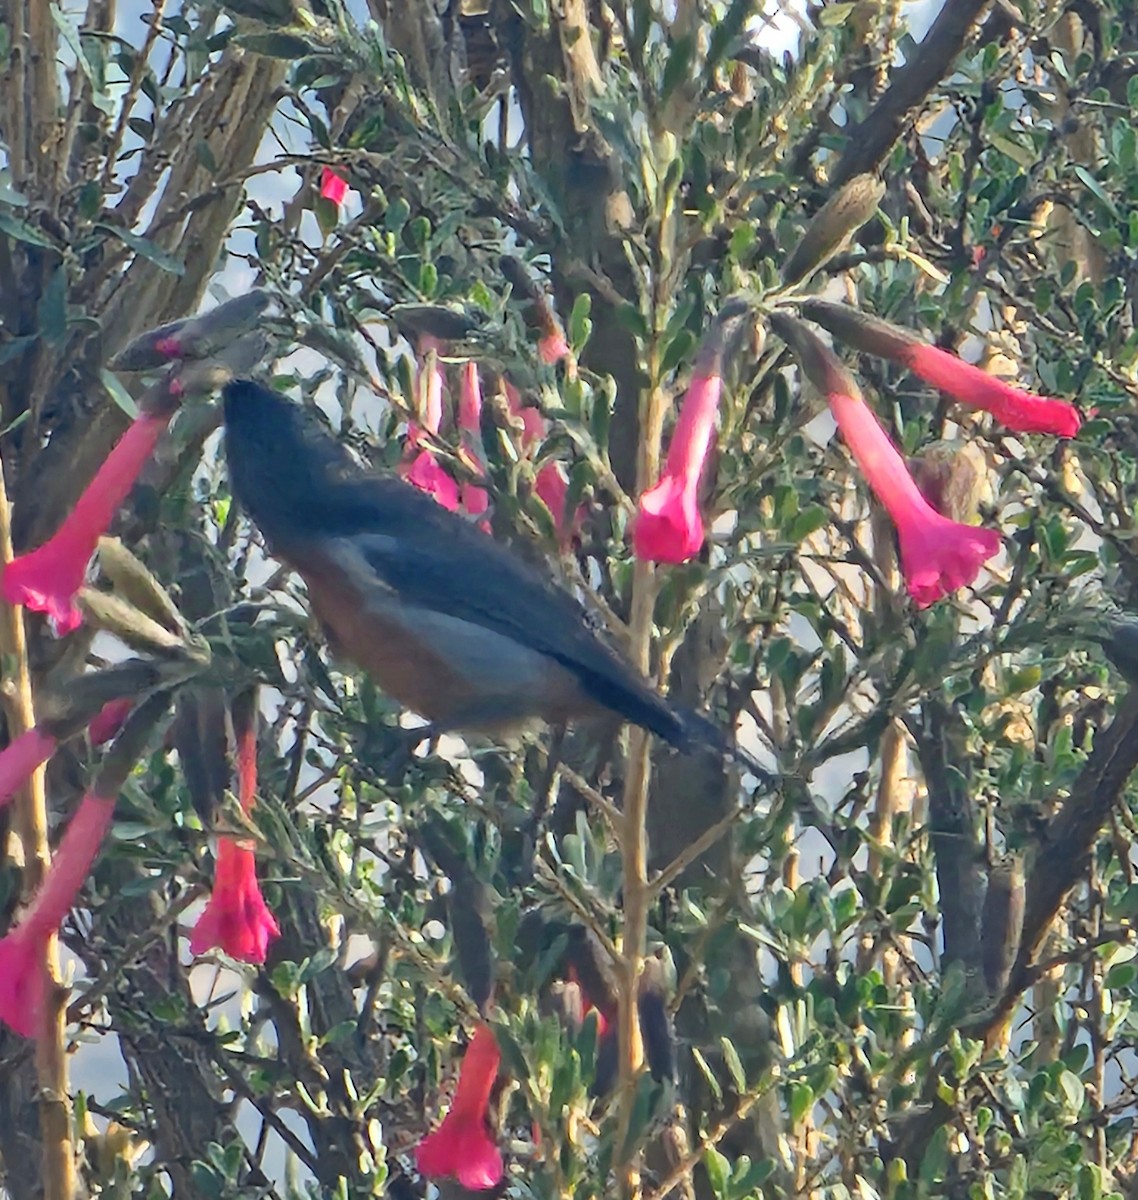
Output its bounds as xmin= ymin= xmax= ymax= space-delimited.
xmin=319 ymin=477 xmax=685 ymax=744
xmin=222 ymin=377 xmax=685 ymax=744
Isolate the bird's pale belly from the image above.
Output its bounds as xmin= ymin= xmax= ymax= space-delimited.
xmin=299 ymin=559 xmax=598 ymax=733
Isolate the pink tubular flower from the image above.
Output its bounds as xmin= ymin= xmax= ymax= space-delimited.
xmin=190 ymin=698 xmax=279 ymax=964
xmin=404 ymin=451 xmax=461 ymax=511
xmin=400 ymin=336 xmax=461 ymax=511
xmin=0 ymin=791 xmax=117 ymax=1038
xmin=901 ymin=344 xmax=1082 ymax=438
xmin=535 ymin=462 xmax=572 ymax=539
xmin=3 ymin=410 xmax=171 ymax=633
xmin=537 ymin=329 xmax=569 ymax=366
xmin=504 ymin=382 xmax=582 ymax=543
xmin=189 ymin=838 xmax=280 ymax=964
xmin=798 ymin=300 xmax=1081 ymax=438
xmin=566 ymin=965 xmax=612 ymax=1039
xmin=632 ymin=372 xmax=720 ymax=564
xmin=505 ymin=380 xmax=545 ymax=449
xmin=827 ymin=389 xmax=1002 ymax=608
xmin=458 ymin=362 xmax=490 ymax=521
xmin=415 ymin=1024 xmax=504 ymax=1191
xmin=88 ymin=698 xmax=133 ymax=747
xmin=0 ymin=727 xmax=58 ymax=814
xmin=320 ymin=168 xmax=349 ymax=206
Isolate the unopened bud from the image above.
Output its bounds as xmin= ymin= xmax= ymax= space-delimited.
xmin=693 ymin=295 xmax=755 ymax=377
xmin=799 ymin=298 xmax=919 ymax=360
xmin=113 ymin=290 xmax=273 ymax=371
xmin=39 ymin=660 xmax=167 ymax=740
xmin=97 ymin=538 xmax=186 ymax=635
xmin=390 ymin=304 xmax=484 ymax=344
xmin=781 ymin=174 xmax=886 ymax=286
xmin=769 ymin=312 xmax=863 ymax=400
xmin=78 ymin=589 xmax=209 ymax=665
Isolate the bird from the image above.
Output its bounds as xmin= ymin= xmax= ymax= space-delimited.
xmin=221 ymin=378 xmax=774 ymax=783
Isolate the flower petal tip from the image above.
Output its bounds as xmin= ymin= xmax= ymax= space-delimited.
xmin=632 ymin=477 xmax=704 ymax=564
xmin=190 ymin=841 xmax=280 ymax=964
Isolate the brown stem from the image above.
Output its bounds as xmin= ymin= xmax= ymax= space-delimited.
xmin=616 ymin=363 xmax=666 ymax=1196
xmin=0 ymin=458 xmax=76 ymax=1200
xmin=830 ymin=0 xmax=991 ymax=187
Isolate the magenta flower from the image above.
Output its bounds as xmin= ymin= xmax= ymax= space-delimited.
xmin=320 ymin=168 xmax=349 ymax=206
xmin=400 ymin=335 xmax=462 ymax=511
xmin=902 ymin=344 xmax=1082 ymax=438
xmin=190 ymin=699 xmax=279 ymax=964
xmin=537 ymin=329 xmax=570 ymax=366
xmin=504 ymin=382 xmax=582 ymax=542
xmin=415 ymin=1023 xmax=504 ymax=1191
xmin=88 ymin=698 xmax=133 ymax=747
xmin=458 ymin=362 xmax=490 ymax=521
xmin=827 ymin=389 xmax=1002 ymax=607
xmin=189 ymin=838 xmax=280 ymax=963
xmin=632 ymin=372 xmax=720 ymax=564
xmin=0 ymin=727 xmax=58 ymax=814
xmin=535 ymin=462 xmax=573 ymax=542
xmin=799 ymin=300 xmax=1081 ymax=438
xmin=404 ymin=450 xmax=461 ymax=511
xmin=3 ymin=410 xmax=170 ymax=633
xmin=0 ymin=791 xmax=117 ymax=1038
xmin=504 ymin=380 xmax=545 ymax=447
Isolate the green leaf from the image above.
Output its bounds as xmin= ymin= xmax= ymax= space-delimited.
xmin=789 ymin=1081 xmax=813 ymax=1125
xmin=51 ymin=4 xmax=113 ymax=114
xmin=315 ymin=195 xmax=339 ymax=239
xmin=237 ymin=31 xmax=314 ymax=58
xmin=720 ymin=1036 xmax=746 ymax=1093
xmin=0 ymin=180 xmax=29 ymax=207
xmin=1059 ymin=1068 xmax=1084 ymax=1115
xmin=661 ymin=35 xmax=694 ymax=101
xmin=99 ymin=368 xmax=139 ymax=418
xmin=817 ymin=2 xmax=856 ymax=25
xmin=37 ymin=265 xmax=68 ymax=345
xmin=1078 ymin=1164 xmax=1105 ymax=1200
xmin=0 ymin=209 xmax=56 ymax=248
xmin=730 ymin=1156 xmax=774 ymax=1198
xmin=787 ymin=504 xmax=829 ymax=542
xmin=569 ymin=292 xmax=592 ymax=351
xmin=691 ymin=1046 xmax=722 ymax=1104
xmin=661 ymin=328 xmax=696 ymax=377
xmin=1105 ymin=961 xmax=1137 ymax=990
xmin=96 ymin=224 xmax=185 ymax=275
xmin=195 ymin=139 xmax=219 ymax=174
xmin=919 ymin=1125 xmax=949 ymax=1186
xmin=1073 ymin=165 xmax=1118 ymax=216
xmin=616 ymin=302 xmax=649 ymax=340
xmin=704 ymin=0 xmax=754 ymax=77
xmin=704 ymin=1147 xmax=730 ymax=1200
xmin=383 ymin=196 xmax=410 ymax=236
xmin=729 ymin=223 xmax=755 ymax=259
